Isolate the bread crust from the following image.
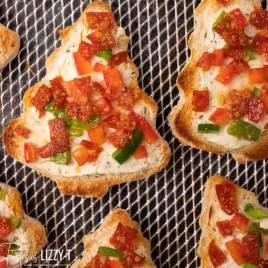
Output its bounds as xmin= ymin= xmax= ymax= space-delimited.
xmin=0 ymin=24 xmax=20 ymax=70
xmin=2 ymin=1 xmax=171 ymax=198
xmin=0 ymin=182 xmax=47 ymax=266
xmin=198 ymin=175 xmax=261 ymax=267
xmin=71 ymin=209 xmax=156 ymax=268
xmin=168 ymin=0 xmax=268 ymax=163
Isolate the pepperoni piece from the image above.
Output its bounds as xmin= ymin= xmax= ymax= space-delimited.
xmin=30 ymin=84 xmax=52 ymax=117
xmin=0 ymin=217 xmax=12 ymax=240
xmin=250 ymin=8 xmax=268 ymax=29
xmin=66 ymin=102 xmax=93 ymax=123
xmin=242 ymin=231 xmax=261 ymax=265
xmin=107 ymin=129 xmax=131 ymax=149
xmin=216 ymin=0 xmax=231 ymax=6
xmin=216 ymin=220 xmax=233 ymax=236
xmin=247 ymin=98 xmax=264 ymax=123
xmin=108 ymin=51 xmax=128 ymax=68
xmin=215 ymin=182 xmax=238 ymax=215
xmin=109 ymin=223 xmax=138 ymax=251
xmin=123 ymin=251 xmax=145 ymax=267
xmin=86 ymin=12 xmax=115 ymax=31
xmin=250 ymin=34 xmax=268 ymax=55
xmin=38 ymin=143 xmax=54 ymax=158
xmin=104 ymin=113 xmax=136 ymax=132
xmin=229 ymin=213 xmax=249 ymax=232
xmin=87 ymin=31 xmax=115 ymax=51
xmin=192 ymin=90 xmax=210 ymax=112
xmin=15 ymin=125 xmax=30 ymax=139
xmin=117 ymin=87 xmax=140 ymax=110
xmin=49 ymin=118 xmax=70 ymax=154
xmin=85 ymin=254 xmax=109 ymax=268
xmin=50 ymin=77 xmax=67 ymax=109
xmin=196 ymin=52 xmax=217 ymax=71
xmin=0 ymin=243 xmax=9 ymax=257
xmin=208 ymin=240 xmax=227 ymax=267
xmin=78 ymin=41 xmax=96 ymax=62
xmin=224 ymin=46 xmax=245 ymax=60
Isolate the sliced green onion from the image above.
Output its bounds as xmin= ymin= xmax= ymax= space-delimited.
xmin=95 ymin=49 xmax=112 ymax=61
xmin=9 ymin=244 xmax=20 ymax=256
xmin=246 ymin=43 xmax=257 ymax=61
xmin=66 ymin=116 xmax=99 ymax=130
xmin=244 ymin=204 xmax=268 ymax=219
xmin=112 ymin=129 xmax=143 ymax=164
xmin=243 ymin=264 xmax=261 ymax=268
xmin=97 ymin=246 xmax=124 ymax=258
xmin=198 ymin=124 xmax=220 ymax=133
xmin=45 ymin=100 xmax=54 ymax=112
xmin=212 ymin=11 xmax=227 ymax=30
xmin=53 ymin=108 xmax=66 ymax=118
xmin=68 ymin=126 xmax=84 ymax=137
xmin=0 ymin=188 xmax=4 ymax=200
xmin=227 ymin=120 xmax=261 ymax=141
xmin=50 ymin=148 xmax=71 ymax=165
xmin=248 ymin=222 xmax=260 ymax=231
xmin=9 ymin=217 xmax=21 ymax=229
xmin=252 ymin=87 xmax=262 ymax=98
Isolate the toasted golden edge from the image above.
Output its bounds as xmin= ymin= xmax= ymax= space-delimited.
xmin=72 ymin=209 xmax=156 ymax=268
xmin=168 ymin=0 xmax=268 ymax=163
xmin=0 ymin=24 xmax=20 ymax=70
xmin=0 ymin=182 xmax=47 ymax=262
xmin=2 ymin=1 xmax=171 ymax=198
xmin=197 ymin=175 xmax=261 ymax=267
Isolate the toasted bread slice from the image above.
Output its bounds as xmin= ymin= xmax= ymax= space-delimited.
xmin=2 ymin=1 xmax=171 ymax=198
xmin=70 ymin=209 xmax=156 ymax=268
xmin=0 ymin=182 xmax=46 ymax=267
xmin=168 ymin=0 xmax=268 ymax=163
xmin=0 ymin=24 xmax=20 ymax=70
xmin=198 ymin=175 xmax=268 ymax=267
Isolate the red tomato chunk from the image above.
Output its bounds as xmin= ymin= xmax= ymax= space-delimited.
xmin=192 ymin=90 xmax=210 ymax=112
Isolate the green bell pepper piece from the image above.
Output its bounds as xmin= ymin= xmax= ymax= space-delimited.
xmin=66 ymin=116 xmax=99 ymax=130
xmin=95 ymin=49 xmax=112 ymax=61
xmin=198 ymin=124 xmax=220 ymax=133
xmin=227 ymin=120 xmax=261 ymax=141
xmin=112 ymin=129 xmax=143 ymax=164
xmin=98 ymin=246 xmax=124 ymax=258
xmin=9 ymin=217 xmax=21 ymax=229
xmin=252 ymin=87 xmax=262 ymax=98
xmin=68 ymin=126 xmax=84 ymax=137
xmin=212 ymin=11 xmax=227 ymax=30
xmin=45 ymin=100 xmax=54 ymax=112
xmin=50 ymin=148 xmax=71 ymax=165
xmin=244 ymin=203 xmax=268 ymax=219
xmin=248 ymin=222 xmax=260 ymax=231
xmin=0 ymin=188 xmax=4 ymax=200
xmin=9 ymin=244 xmax=20 ymax=256
xmin=53 ymin=108 xmax=66 ymax=118
xmin=243 ymin=264 xmax=260 ymax=268
xmin=246 ymin=43 xmax=257 ymax=61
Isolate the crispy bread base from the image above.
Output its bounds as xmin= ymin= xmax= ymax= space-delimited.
xmin=0 ymin=182 xmax=47 ymax=265
xmin=0 ymin=24 xmax=20 ymax=70
xmin=2 ymin=1 xmax=171 ymax=198
xmin=168 ymin=0 xmax=268 ymax=163
xmin=71 ymin=209 xmax=156 ymax=268
xmin=198 ymin=175 xmax=262 ymax=267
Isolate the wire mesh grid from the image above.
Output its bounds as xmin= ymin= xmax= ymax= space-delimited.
xmin=1 ymin=0 xmax=268 ymax=267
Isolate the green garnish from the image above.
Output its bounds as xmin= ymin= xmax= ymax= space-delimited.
xmin=68 ymin=126 xmax=84 ymax=137
xmin=97 ymin=246 xmax=124 ymax=258
xmin=243 ymin=264 xmax=261 ymax=268
xmin=252 ymin=87 xmax=262 ymax=98
xmin=0 ymin=188 xmax=4 ymax=200
xmin=66 ymin=116 xmax=99 ymax=130
xmin=9 ymin=244 xmax=20 ymax=256
xmin=212 ymin=11 xmax=227 ymax=30
xmin=95 ymin=49 xmax=113 ymax=61
xmin=45 ymin=100 xmax=54 ymax=112
xmin=227 ymin=120 xmax=261 ymax=141
xmin=198 ymin=124 xmax=220 ymax=133
xmin=9 ymin=217 xmax=21 ymax=229
xmin=246 ymin=43 xmax=257 ymax=61
xmin=50 ymin=148 xmax=71 ymax=165
xmin=248 ymin=222 xmax=260 ymax=231
xmin=53 ymin=108 xmax=66 ymax=119
xmin=244 ymin=204 xmax=268 ymax=219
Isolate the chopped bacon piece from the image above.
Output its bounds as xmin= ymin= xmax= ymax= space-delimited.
xmin=215 ymin=182 xmax=238 ymax=215
xmin=86 ymin=12 xmax=115 ymax=31
xmin=247 ymin=98 xmax=264 ymax=123
xmin=15 ymin=125 xmax=30 ymax=139
xmin=192 ymin=90 xmax=210 ymax=112
xmin=196 ymin=52 xmax=217 ymax=71
xmin=24 ymin=142 xmax=38 ymax=163
xmin=224 ymin=46 xmax=245 ymax=60
xmin=229 ymin=213 xmax=249 ymax=232
xmin=225 ymin=239 xmax=245 ymax=265
xmin=108 ymin=51 xmax=128 ymax=68
xmin=229 ymin=8 xmax=248 ymax=30
xmin=216 ymin=0 xmax=231 ymax=5
xmin=123 ymin=251 xmax=145 ymax=267
xmin=78 ymin=41 xmax=96 ymax=62
xmin=103 ymin=68 xmax=125 ymax=93
xmin=242 ymin=231 xmax=261 ymax=265
xmin=50 ymin=77 xmax=67 ymax=109
xmin=87 ymin=31 xmax=115 ymax=51
xmin=66 ymin=102 xmax=93 ymax=123
xmin=224 ymin=89 xmax=253 ymax=118
xmin=49 ymin=118 xmax=70 ymax=154
xmin=109 ymin=223 xmax=138 ymax=251
xmin=92 ymin=82 xmax=114 ymax=100
xmin=229 ymin=60 xmax=249 ymax=74
xmin=250 ymin=8 xmax=268 ymax=29
xmin=209 ymin=108 xmax=232 ymax=126
xmin=216 ymin=220 xmax=233 ymax=236
xmin=104 ymin=113 xmax=136 ymax=132
xmin=215 ymin=14 xmax=249 ymax=48
xmin=107 ymin=130 xmax=131 ymax=149
xmin=117 ymin=87 xmax=140 ymax=110
xmin=38 ymin=143 xmax=54 ymax=158
xmin=85 ymin=254 xmax=108 ymax=268
xmin=251 ymin=34 xmax=268 ymax=55
xmin=208 ymin=240 xmax=227 ymax=267
xmin=93 ymin=97 xmax=113 ymax=116
xmin=0 ymin=243 xmax=9 ymax=257
xmin=30 ymin=84 xmax=52 ymax=117
xmin=0 ymin=217 xmax=12 ymax=240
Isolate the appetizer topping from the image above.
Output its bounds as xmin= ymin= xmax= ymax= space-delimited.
xmin=0 ymin=217 xmax=12 ymax=240
xmin=216 ymin=0 xmax=231 ymax=6
xmin=73 ymin=50 xmax=92 ymax=76
xmin=197 ymin=124 xmax=220 ymax=133
xmin=192 ymin=90 xmax=210 ymax=112
xmin=78 ymin=41 xmax=95 ymax=62
xmin=196 ymin=49 xmax=224 ymax=70
xmin=250 ymin=34 xmax=268 ymax=55
xmin=209 ymin=108 xmax=232 ymax=126
xmin=0 ymin=189 xmax=4 ymax=200
xmin=229 ymin=212 xmax=249 ymax=232
xmin=97 ymin=246 xmax=124 ymax=258
xmin=0 ymin=244 xmax=9 ymax=257
xmin=108 ymin=51 xmax=128 ymax=68
xmin=15 ymin=125 xmax=31 ymax=139
xmin=132 ymin=145 xmax=147 ymax=160
xmin=95 ymin=50 xmax=112 ymax=61
xmin=51 ymin=148 xmax=71 ymax=165
xmin=87 ymin=31 xmax=115 ymax=51
xmin=250 ymin=8 xmax=268 ymax=30
xmin=9 ymin=217 xmax=21 ymax=229
xmin=86 ymin=12 xmax=115 ymax=31
xmin=50 ymin=77 xmax=68 ymax=109
xmin=225 ymin=239 xmax=245 ymax=265
xmin=244 ymin=204 xmax=268 ymax=220
xmin=216 ymin=220 xmax=234 ymax=236
xmin=208 ymin=240 xmax=227 ymax=267
xmin=242 ymin=231 xmax=261 ymax=265
xmin=24 ymin=142 xmax=38 ymax=163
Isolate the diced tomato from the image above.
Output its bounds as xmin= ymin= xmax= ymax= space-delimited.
xmin=251 ymin=34 xmax=268 ymax=55
xmin=93 ymin=62 xmax=107 ymax=72
xmin=93 ymin=97 xmax=113 ymax=115
xmin=248 ymin=67 xmax=268 ymax=83
xmin=15 ymin=125 xmax=30 ymax=139
xmin=108 ymin=260 xmax=124 ymax=268
xmin=85 ymin=254 xmax=108 ymax=268
xmin=87 ymin=31 xmax=115 ymax=51
xmin=215 ymin=182 xmax=238 ymax=215
xmin=247 ymin=98 xmax=264 ymax=123
xmin=250 ymin=8 xmax=268 ymax=30
xmin=224 ymin=46 xmax=245 ymax=60
xmin=208 ymin=240 xmax=227 ymax=267
xmin=242 ymin=231 xmax=261 ymax=265
xmin=80 ymin=140 xmax=98 ymax=150
xmin=216 ymin=220 xmax=233 ymax=236
xmin=103 ymin=68 xmax=125 ymax=93
xmin=216 ymin=0 xmax=231 ymax=6
xmin=209 ymin=108 xmax=232 ymax=126
xmin=78 ymin=140 xmax=103 ymax=163
xmin=229 ymin=60 xmax=249 ymax=74
xmin=87 ymin=123 xmax=106 ymax=145
xmin=37 ymin=143 xmax=54 ymax=158
xmin=24 ymin=142 xmax=38 ymax=163
xmin=78 ymin=41 xmax=95 ymax=62
xmin=196 ymin=49 xmax=224 ymax=71
xmin=86 ymin=12 xmax=115 ymax=31
xmin=215 ymin=64 xmax=236 ymax=85
xmin=133 ymin=145 xmax=147 ymax=159
xmin=129 ymin=112 xmax=159 ymax=144
xmin=262 ymin=89 xmax=268 ymax=113
xmin=73 ymin=51 xmax=92 ymax=76
xmin=50 ymin=76 xmax=68 ymax=109
xmin=108 ymin=51 xmax=128 ymax=68
xmin=213 ymin=49 xmax=225 ymax=65
xmin=0 ymin=217 xmax=12 ymax=240
xmin=229 ymin=8 xmax=248 ymax=30
xmin=229 ymin=213 xmax=249 ymax=232
xmin=192 ymin=90 xmax=210 ymax=112
xmin=0 ymin=243 xmax=9 ymax=257
xmin=265 ymin=238 xmax=268 ymax=255
xmin=0 ymin=261 xmax=6 ymax=268
xmin=225 ymin=239 xmax=245 ymax=265
xmin=72 ymin=147 xmax=90 ymax=166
